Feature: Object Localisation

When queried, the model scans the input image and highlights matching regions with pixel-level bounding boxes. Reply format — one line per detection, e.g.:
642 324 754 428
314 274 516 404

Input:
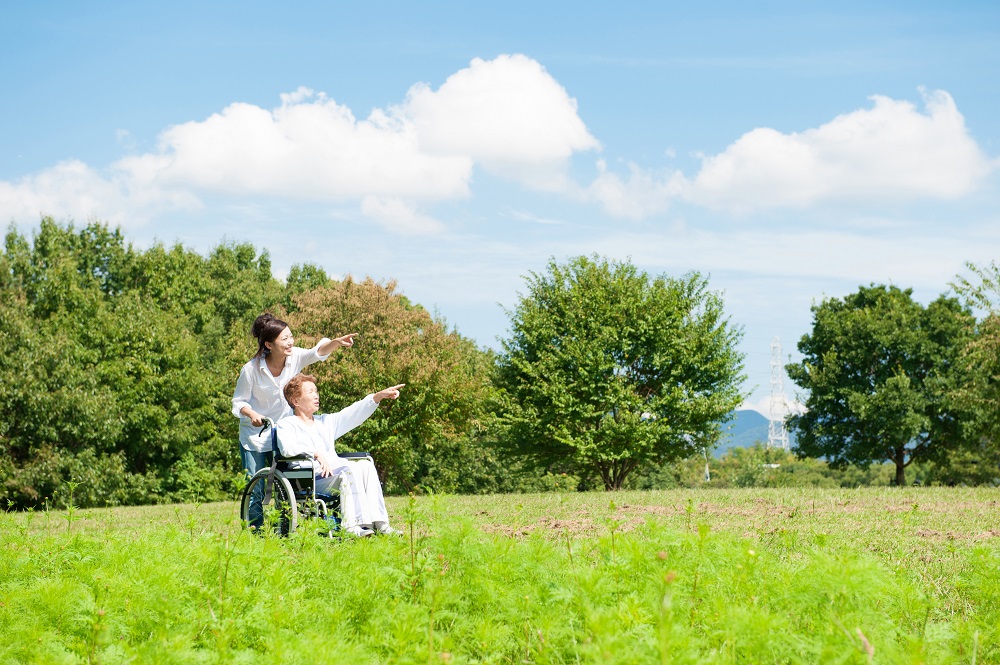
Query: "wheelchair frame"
238 420 373 536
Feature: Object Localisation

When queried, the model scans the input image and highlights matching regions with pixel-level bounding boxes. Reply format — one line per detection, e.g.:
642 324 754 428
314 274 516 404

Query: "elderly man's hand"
314 452 336 478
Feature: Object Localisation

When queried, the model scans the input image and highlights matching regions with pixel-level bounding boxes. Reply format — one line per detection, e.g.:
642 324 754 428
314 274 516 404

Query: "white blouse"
231 339 332 452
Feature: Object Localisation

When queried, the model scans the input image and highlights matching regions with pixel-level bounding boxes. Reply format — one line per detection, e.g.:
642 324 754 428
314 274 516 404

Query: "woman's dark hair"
252 313 290 358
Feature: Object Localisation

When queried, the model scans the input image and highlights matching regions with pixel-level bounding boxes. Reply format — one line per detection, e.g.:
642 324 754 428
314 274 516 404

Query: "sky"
2 1 999 418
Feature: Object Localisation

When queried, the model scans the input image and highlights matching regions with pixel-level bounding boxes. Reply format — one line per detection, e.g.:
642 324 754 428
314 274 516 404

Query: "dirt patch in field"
479 501 807 538
479 511 660 538
618 501 804 519
888 501 996 513
915 529 959 540
915 527 1000 541
475 496 999 541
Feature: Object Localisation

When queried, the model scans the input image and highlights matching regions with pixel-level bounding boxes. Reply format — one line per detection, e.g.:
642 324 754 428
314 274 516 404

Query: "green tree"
936 260 1000 486
786 284 974 486
283 263 331 310
953 261 1000 443
494 255 746 490
0 219 284 508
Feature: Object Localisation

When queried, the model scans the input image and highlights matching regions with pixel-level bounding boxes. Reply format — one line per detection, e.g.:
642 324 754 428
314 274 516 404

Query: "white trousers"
315 458 389 529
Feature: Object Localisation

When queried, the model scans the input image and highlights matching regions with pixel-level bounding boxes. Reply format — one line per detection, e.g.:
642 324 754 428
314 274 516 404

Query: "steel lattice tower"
768 336 790 451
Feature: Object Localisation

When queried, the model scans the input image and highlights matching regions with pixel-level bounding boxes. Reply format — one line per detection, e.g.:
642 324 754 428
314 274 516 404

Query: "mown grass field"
1 487 997 664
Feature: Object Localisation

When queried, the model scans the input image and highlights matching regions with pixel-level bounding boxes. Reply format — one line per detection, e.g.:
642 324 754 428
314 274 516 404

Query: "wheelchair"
239 420 374 537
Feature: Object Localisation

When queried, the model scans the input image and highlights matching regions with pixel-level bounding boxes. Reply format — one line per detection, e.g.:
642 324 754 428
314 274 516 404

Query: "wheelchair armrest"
339 452 370 460
276 453 314 462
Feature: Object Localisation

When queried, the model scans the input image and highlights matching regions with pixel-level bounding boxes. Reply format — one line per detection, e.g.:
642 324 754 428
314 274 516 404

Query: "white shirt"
275 396 379 459
231 339 332 452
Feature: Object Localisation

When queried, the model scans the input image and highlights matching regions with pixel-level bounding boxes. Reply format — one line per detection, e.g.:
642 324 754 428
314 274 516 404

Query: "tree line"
1 219 997 509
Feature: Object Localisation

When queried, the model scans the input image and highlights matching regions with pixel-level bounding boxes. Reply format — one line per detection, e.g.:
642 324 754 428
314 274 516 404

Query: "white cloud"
0 160 122 224
0 74 994 233
0 159 198 226
116 92 474 202
404 54 600 177
581 88 994 219
360 197 445 234
586 159 685 219
0 55 602 234
683 89 993 213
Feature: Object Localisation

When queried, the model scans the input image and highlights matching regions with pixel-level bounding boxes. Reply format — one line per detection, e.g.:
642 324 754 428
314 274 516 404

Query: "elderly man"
276 373 404 537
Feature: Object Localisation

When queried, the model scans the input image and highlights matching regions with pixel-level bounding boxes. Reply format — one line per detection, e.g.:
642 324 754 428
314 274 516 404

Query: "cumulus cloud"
586 159 685 219
151 55 599 201
0 160 124 224
404 54 600 180
0 159 198 226
115 92 474 202
360 197 445 234
577 88 994 219
0 55 601 233
0 72 994 232
682 89 993 213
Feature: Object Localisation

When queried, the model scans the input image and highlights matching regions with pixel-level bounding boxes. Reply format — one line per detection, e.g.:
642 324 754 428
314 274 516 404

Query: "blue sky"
3 1 999 417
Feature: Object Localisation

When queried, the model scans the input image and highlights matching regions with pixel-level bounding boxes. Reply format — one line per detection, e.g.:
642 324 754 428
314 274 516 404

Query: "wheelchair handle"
258 418 275 436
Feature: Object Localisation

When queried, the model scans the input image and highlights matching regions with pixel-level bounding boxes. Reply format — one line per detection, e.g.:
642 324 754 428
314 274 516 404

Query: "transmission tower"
768 336 790 451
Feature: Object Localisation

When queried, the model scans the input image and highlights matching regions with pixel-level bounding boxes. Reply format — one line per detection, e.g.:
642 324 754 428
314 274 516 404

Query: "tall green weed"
0 488 996 663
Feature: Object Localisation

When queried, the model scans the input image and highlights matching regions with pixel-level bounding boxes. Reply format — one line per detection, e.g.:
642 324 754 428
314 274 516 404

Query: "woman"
278 373 404 537
232 312 357 483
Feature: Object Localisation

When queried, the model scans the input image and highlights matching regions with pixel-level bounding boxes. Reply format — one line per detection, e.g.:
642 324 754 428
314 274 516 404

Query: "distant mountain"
712 410 795 458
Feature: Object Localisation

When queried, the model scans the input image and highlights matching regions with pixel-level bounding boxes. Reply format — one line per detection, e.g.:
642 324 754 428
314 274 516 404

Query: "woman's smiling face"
265 326 294 358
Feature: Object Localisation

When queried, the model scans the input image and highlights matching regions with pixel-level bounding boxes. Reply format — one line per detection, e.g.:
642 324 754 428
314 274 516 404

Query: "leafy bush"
0 446 162 508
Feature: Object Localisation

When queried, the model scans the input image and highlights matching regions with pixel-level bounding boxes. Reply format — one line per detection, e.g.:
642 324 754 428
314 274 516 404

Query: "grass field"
1 487 997 664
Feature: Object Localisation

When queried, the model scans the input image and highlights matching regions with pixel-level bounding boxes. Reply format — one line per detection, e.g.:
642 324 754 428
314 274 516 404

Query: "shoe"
345 525 374 538
373 521 403 535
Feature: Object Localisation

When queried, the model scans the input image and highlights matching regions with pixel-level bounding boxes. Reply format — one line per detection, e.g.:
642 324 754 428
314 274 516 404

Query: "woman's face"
265 326 295 358
294 381 321 416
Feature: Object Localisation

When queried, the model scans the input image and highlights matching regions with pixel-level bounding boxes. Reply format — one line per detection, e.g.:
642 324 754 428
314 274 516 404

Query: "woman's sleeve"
293 339 333 373
231 364 254 418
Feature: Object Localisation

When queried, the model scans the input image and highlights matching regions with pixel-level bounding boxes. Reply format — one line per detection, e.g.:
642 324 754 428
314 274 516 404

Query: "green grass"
1 488 998 664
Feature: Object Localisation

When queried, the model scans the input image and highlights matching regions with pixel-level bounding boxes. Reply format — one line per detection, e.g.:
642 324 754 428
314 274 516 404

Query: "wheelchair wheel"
240 470 298 536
